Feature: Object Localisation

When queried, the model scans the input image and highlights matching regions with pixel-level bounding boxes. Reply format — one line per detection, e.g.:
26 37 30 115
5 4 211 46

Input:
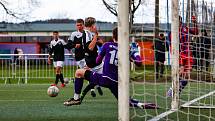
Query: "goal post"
171 0 180 110
118 0 130 121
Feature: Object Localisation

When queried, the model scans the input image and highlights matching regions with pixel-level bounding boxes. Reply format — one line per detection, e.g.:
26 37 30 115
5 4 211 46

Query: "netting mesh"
130 0 215 120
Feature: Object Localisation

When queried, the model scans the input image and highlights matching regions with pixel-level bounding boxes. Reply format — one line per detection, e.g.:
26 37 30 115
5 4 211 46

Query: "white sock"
137 102 144 108
74 93 80 100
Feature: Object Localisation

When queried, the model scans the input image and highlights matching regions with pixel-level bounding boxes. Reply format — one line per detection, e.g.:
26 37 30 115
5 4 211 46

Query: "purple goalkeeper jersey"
98 42 118 82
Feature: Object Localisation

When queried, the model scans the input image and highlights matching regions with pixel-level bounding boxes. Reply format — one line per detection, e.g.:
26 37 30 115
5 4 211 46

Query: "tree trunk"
186 0 190 25
154 0 159 39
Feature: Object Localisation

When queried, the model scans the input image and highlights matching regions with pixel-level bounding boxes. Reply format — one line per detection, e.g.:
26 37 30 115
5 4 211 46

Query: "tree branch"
0 1 20 19
0 0 39 22
102 0 118 16
133 0 142 13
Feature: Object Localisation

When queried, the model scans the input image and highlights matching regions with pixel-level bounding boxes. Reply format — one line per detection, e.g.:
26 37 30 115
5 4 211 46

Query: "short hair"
76 19 84 24
85 17 96 27
53 31 59 34
112 27 118 41
179 16 182 23
160 33 164 37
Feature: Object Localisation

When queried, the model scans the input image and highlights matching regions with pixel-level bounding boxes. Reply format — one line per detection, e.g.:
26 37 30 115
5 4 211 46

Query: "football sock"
74 93 80 100
81 84 95 101
59 73 64 84
74 78 84 95
179 79 188 93
129 98 139 107
55 74 60 84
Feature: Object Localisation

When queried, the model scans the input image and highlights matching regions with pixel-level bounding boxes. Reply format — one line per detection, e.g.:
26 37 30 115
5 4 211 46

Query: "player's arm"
48 42 53 64
88 32 98 51
61 39 71 51
189 21 199 35
66 34 76 49
97 38 104 47
96 43 107 64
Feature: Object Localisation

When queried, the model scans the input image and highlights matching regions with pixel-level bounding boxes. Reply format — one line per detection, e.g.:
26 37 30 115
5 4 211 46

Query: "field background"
0 66 215 121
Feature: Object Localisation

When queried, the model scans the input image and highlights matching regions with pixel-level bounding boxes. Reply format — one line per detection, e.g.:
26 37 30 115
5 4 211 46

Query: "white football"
64 78 69 84
47 86 59 97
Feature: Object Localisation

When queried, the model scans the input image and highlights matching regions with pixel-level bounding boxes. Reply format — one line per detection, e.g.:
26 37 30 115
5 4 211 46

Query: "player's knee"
55 67 61 74
75 69 86 78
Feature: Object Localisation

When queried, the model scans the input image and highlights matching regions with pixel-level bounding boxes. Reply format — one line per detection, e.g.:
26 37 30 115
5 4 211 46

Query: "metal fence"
0 54 77 84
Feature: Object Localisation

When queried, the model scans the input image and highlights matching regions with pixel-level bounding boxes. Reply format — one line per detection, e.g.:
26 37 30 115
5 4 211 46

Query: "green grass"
0 65 215 120
0 84 118 121
0 82 215 121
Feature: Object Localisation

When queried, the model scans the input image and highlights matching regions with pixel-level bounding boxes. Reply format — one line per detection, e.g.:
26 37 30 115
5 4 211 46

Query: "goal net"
124 0 215 120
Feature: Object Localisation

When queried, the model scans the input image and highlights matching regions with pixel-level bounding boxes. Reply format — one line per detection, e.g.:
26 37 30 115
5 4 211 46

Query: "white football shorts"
53 61 64 68
76 58 86 69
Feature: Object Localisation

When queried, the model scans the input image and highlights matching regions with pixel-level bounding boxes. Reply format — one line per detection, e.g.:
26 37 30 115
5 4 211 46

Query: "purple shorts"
84 70 118 98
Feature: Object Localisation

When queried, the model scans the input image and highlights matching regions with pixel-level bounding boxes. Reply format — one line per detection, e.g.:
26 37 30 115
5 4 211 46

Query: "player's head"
76 19 84 32
179 16 182 24
159 33 165 40
112 27 118 42
85 17 97 32
53 31 59 40
201 29 207 36
85 17 96 27
191 15 197 23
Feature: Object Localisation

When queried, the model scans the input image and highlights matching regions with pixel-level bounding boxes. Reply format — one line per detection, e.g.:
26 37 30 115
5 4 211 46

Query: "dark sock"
55 74 60 84
81 84 95 101
59 73 64 84
179 79 188 92
74 78 84 94
129 98 139 107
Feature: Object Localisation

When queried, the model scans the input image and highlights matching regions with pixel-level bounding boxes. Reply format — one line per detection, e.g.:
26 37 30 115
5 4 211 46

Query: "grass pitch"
0 82 215 121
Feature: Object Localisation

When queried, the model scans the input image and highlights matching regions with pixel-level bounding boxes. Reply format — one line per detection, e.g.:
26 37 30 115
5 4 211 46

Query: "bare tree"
154 0 159 39
0 0 40 21
101 0 144 24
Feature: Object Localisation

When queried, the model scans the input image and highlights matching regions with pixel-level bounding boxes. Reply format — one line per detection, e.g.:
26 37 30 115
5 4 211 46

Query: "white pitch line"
0 90 45 92
0 100 48 102
148 109 178 121
149 90 215 121
181 105 215 109
181 90 215 107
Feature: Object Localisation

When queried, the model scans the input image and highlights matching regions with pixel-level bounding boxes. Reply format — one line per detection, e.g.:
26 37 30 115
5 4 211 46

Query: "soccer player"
167 16 199 96
154 33 168 79
130 37 142 67
64 27 157 109
79 17 104 97
67 19 86 69
79 37 142 102
48 31 68 87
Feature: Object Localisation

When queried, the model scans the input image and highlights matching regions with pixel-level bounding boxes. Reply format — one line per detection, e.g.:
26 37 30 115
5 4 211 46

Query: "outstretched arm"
48 42 53 64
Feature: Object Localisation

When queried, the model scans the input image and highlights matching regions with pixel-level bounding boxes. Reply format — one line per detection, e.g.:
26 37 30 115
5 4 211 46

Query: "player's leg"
205 52 210 71
64 70 104 106
167 56 191 97
155 61 159 79
51 62 59 86
64 69 87 106
129 98 158 109
108 81 158 109
57 61 65 87
160 61 164 78
80 83 96 101
90 63 103 97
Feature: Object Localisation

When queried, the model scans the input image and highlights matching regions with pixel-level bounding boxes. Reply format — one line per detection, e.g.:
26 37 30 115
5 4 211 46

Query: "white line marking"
0 90 45 92
181 105 215 109
149 90 215 121
181 90 215 107
0 100 48 102
148 109 178 121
